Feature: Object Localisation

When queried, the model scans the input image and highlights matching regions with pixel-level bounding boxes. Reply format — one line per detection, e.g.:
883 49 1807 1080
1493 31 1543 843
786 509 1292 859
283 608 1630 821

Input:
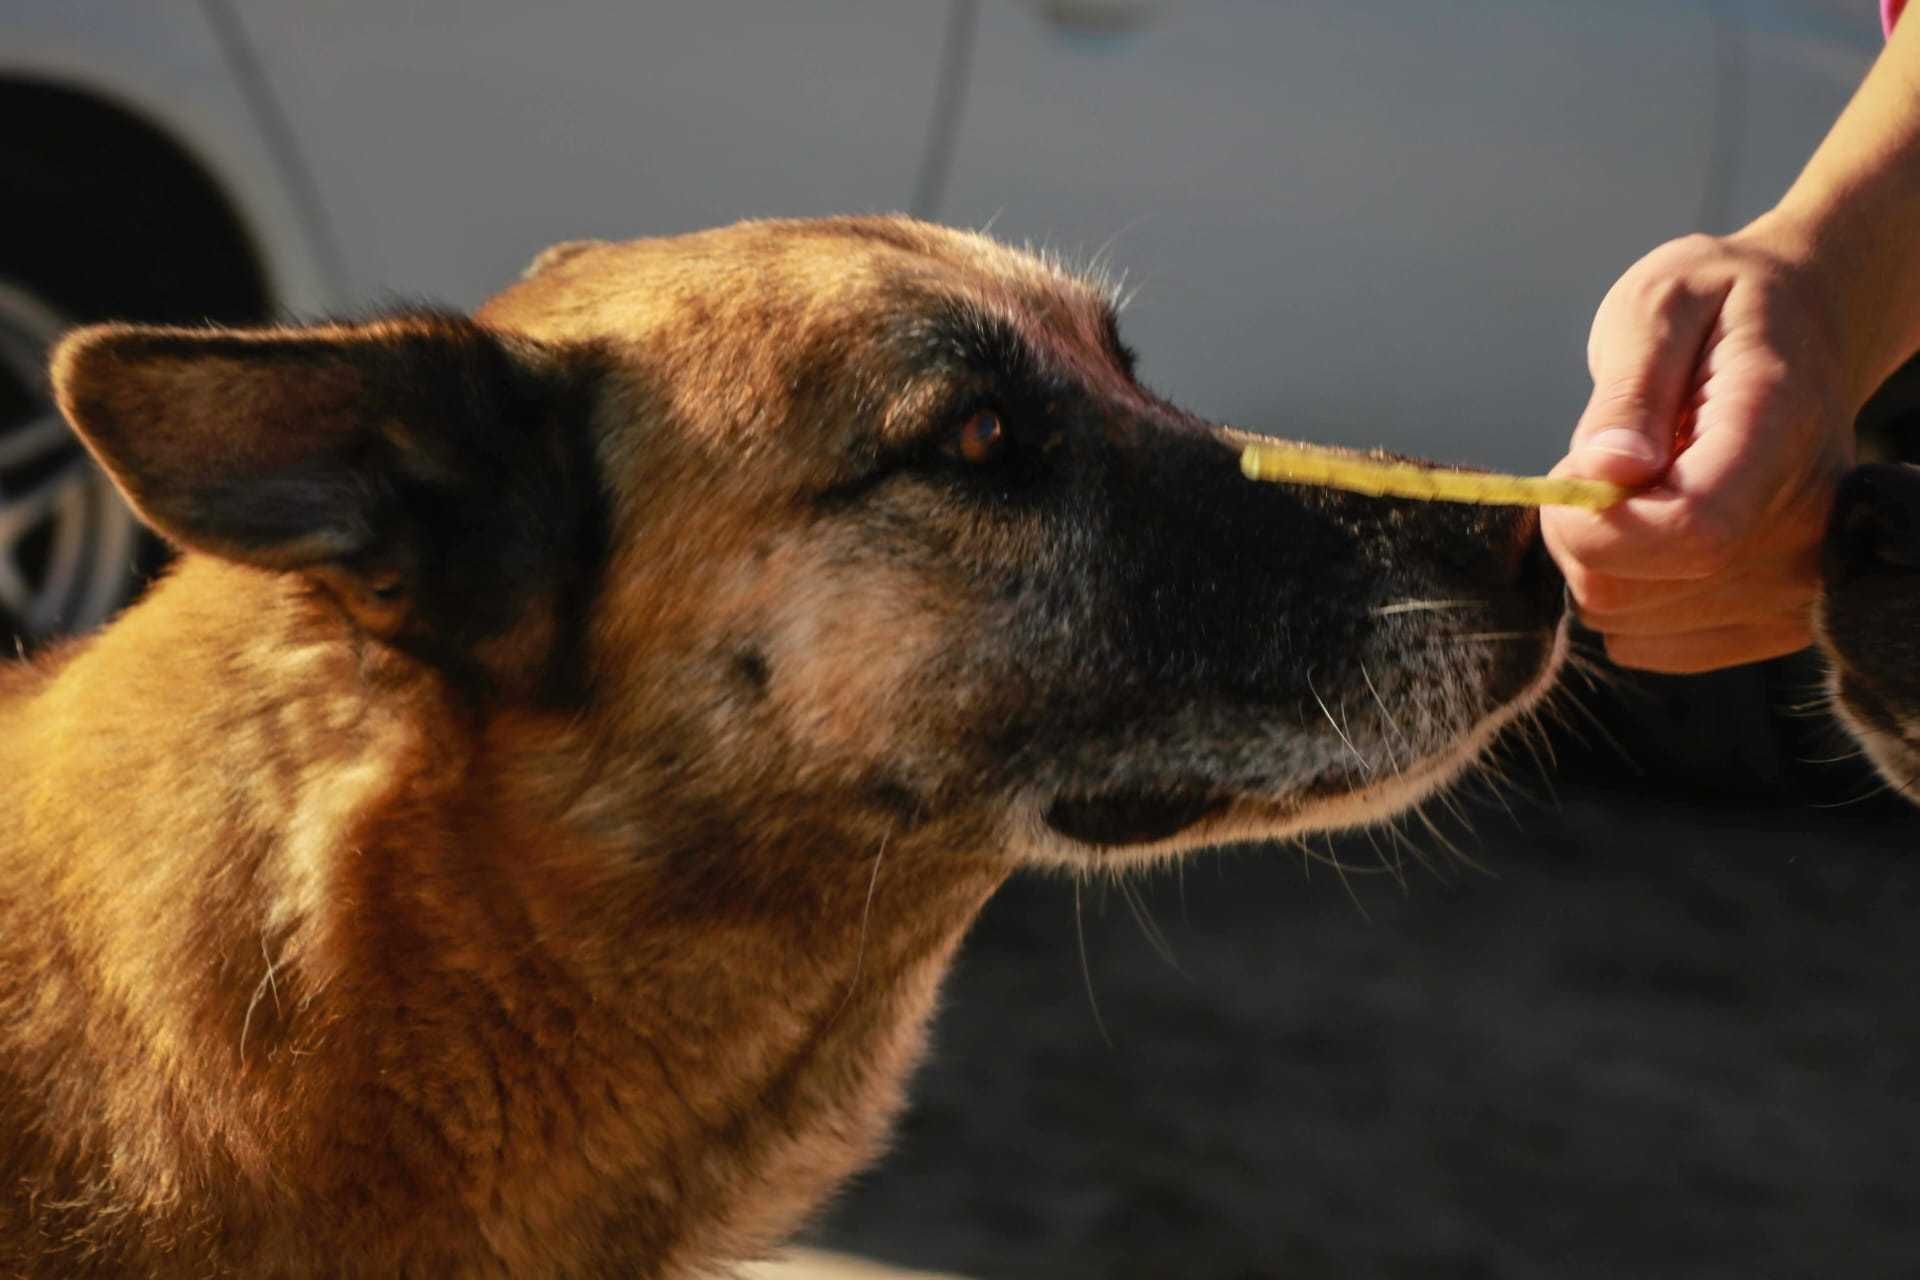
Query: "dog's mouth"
1027 614 1570 863
1041 788 1232 847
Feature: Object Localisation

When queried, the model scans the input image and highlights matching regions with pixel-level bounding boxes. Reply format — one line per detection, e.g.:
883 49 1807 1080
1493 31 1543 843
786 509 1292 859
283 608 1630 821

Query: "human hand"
1542 219 1860 673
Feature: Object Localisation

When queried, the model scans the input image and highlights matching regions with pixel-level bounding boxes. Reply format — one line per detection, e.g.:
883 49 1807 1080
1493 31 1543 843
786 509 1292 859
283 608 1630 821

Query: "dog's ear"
51 314 603 670
522 239 606 280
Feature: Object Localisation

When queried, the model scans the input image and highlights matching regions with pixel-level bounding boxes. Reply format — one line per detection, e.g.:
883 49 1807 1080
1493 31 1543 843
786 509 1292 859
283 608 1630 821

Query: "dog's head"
1819 462 1920 797
52 216 1563 868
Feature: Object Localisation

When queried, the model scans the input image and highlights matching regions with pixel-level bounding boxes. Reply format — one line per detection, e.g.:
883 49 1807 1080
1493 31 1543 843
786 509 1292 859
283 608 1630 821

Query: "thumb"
1560 410 1670 488
1557 278 1726 488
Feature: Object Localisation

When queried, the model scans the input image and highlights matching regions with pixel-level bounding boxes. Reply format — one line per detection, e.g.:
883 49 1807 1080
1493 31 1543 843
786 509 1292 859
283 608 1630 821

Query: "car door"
230 1 951 309
933 0 1725 472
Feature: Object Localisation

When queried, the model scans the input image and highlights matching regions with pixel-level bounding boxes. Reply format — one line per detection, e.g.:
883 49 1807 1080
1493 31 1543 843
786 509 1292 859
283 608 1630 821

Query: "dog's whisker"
1812 775 1898 807
261 935 284 1017
1359 825 1410 893
1327 833 1372 920
1510 703 1554 771
1384 812 1440 879
1520 706 1562 795
1370 598 1486 617
1308 671 1371 775
1117 878 1185 977
1429 785 1478 847
1410 795 1483 875
1798 747 1865 765
1292 833 1374 921
239 940 286 1068
828 833 890 1028
1553 681 1642 775
1359 661 1406 774
1072 880 1114 1048
1336 693 1365 769
1562 649 1626 693
1783 691 1840 715
1472 759 1528 823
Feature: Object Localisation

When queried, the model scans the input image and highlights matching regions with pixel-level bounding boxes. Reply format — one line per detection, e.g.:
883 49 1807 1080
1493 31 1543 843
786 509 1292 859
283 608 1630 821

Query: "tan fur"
0 216 1563 1276
1 561 999 1276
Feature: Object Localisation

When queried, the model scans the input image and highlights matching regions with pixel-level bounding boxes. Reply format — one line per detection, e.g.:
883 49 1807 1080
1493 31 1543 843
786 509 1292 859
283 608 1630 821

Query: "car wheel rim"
0 280 140 643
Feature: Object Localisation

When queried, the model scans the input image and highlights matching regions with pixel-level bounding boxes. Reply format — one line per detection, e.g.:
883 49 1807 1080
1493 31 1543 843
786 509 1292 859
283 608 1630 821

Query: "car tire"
0 82 276 650
0 277 143 646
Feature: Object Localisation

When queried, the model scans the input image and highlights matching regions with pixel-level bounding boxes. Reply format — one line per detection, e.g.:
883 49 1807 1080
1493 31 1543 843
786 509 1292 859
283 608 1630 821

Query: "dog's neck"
3 556 1008 1275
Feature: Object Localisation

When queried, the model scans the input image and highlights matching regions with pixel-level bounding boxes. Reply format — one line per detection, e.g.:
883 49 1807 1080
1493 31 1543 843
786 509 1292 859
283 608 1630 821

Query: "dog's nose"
1824 464 1920 588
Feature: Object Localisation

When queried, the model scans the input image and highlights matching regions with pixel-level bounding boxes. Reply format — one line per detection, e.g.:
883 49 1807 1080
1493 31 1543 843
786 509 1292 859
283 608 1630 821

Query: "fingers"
1562 504 1830 672
1657 308 1818 539
1542 488 1741 583
1598 615 1813 675
1542 231 1859 676
1560 491 1826 612
1571 562 1816 635
1544 257 1738 583
1566 256 1732 484
1558 465 1832 673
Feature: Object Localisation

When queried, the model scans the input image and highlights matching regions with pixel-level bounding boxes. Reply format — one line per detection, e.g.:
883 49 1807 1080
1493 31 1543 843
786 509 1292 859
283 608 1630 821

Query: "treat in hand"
1238 438 1627 511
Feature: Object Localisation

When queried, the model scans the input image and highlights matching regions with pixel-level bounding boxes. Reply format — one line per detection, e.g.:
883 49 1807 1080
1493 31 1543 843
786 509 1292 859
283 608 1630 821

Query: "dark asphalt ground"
806 757 1920 1278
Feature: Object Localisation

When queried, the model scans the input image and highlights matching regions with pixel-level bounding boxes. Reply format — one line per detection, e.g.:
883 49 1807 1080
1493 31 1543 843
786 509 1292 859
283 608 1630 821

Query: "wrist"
1748 12 1920 408
1740 202 1920 411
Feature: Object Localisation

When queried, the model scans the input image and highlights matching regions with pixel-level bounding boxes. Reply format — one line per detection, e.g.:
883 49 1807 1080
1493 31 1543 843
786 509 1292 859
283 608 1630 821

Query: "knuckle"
1605 632 1696 675
1661 503 1739 576
1561 563 1622 613
1575 605 1623 636
1630 273 1703 327
1669 231 1721 259
1761 615 1814 655
1591 235 1727 375
1638 233 1720 278
1559 560 1601 605
1580 575 1636 616
1600 632 1656 671
1584 315 1610 377
1582 383 1656 428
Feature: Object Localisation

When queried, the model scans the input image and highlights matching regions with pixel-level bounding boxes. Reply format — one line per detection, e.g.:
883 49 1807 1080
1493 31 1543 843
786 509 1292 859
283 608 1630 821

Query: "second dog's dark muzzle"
1824 463 1920 588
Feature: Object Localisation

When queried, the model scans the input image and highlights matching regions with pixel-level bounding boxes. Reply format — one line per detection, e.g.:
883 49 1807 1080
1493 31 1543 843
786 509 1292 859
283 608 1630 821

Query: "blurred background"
6 3 1918 1275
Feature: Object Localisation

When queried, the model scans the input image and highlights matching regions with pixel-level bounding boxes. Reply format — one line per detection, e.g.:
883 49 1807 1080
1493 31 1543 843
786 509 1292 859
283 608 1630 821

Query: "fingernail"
1585 428 1660 464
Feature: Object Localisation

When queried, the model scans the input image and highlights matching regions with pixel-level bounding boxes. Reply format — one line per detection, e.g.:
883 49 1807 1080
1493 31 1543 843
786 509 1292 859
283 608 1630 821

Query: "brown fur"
0 216 1566 1276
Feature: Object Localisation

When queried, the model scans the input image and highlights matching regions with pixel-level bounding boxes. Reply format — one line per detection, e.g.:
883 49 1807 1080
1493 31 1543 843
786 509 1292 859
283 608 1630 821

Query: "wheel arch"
0 75 278 326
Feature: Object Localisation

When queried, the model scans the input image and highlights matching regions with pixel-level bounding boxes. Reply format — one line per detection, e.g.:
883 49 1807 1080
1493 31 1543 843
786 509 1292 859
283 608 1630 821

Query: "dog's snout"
1825 464 1920 587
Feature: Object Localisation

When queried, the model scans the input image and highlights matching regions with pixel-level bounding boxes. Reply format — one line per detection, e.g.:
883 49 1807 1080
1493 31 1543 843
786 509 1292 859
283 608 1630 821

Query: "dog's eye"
949 409 1008 467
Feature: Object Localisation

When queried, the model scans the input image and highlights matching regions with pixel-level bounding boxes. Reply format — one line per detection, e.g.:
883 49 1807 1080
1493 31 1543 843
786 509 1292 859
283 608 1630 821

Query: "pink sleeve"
1889 0 1906 36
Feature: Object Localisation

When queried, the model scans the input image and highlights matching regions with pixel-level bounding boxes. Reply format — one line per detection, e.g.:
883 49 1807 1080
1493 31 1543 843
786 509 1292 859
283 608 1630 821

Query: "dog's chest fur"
0 558 1003 1277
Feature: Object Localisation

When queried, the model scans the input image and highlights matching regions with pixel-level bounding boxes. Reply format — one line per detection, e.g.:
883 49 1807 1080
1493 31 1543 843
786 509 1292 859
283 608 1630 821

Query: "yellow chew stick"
1238 440 1627 511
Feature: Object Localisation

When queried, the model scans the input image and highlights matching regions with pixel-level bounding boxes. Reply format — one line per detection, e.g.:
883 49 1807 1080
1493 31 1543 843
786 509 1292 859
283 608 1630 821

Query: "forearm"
1763 11 1920 406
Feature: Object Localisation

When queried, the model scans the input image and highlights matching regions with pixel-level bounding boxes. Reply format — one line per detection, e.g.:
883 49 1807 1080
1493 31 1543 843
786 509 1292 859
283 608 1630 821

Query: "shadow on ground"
808 778 1920 1278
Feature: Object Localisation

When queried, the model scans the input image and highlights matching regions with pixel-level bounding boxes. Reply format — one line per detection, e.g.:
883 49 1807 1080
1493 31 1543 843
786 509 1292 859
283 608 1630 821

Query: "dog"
1818 462 1920 796
0 216 1565 1277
